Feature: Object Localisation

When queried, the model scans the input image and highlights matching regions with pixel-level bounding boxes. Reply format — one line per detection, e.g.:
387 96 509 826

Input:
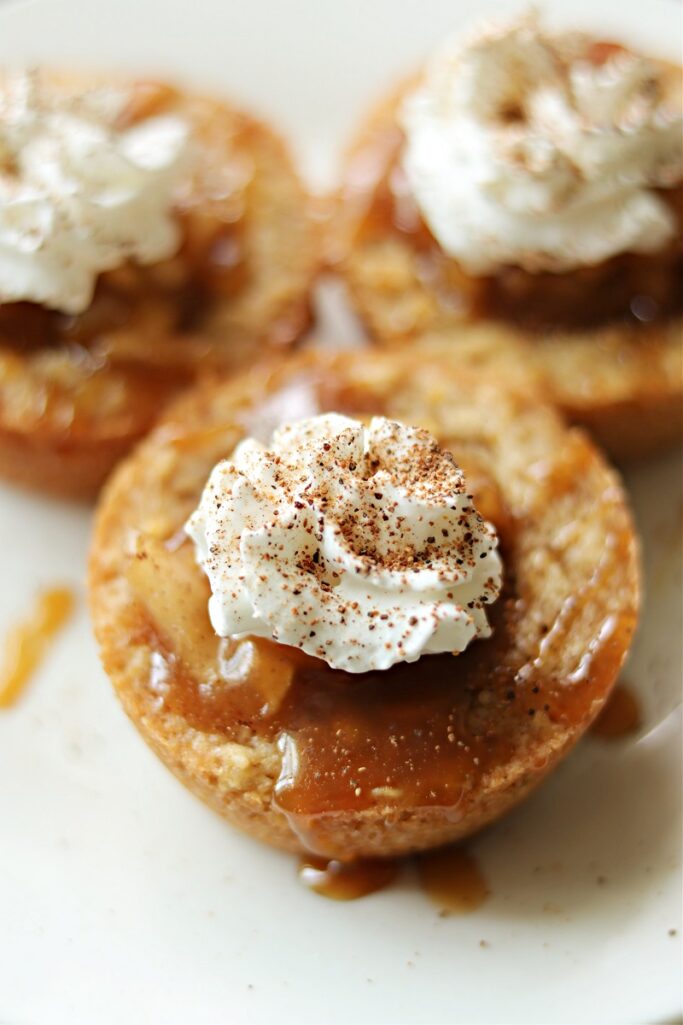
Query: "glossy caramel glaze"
0 587 75 708
297 845 488 906
298 854 398 900
145 557 635 838
120 362 637 844
90 347 641 858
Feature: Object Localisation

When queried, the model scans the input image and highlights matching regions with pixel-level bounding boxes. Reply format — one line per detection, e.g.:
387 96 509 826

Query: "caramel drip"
142 486 633 858
416 846 489 914
297 855 398 901
296 845 489 908
0 587 75 708
590 683 642 739
127 376 636 861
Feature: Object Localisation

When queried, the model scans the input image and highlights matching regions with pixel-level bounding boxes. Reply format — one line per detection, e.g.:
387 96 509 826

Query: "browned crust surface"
0 423 136 500
0 71 317 499
89 342 640 858
333 84 683 463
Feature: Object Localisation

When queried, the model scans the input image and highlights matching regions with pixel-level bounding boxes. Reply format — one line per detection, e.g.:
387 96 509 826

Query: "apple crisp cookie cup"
0 72 317 498
332 42 683 462
89 341 640 861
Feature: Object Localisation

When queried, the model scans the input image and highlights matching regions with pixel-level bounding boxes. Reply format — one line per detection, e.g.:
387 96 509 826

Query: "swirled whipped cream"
185 414 502 674
400 11 683 274
0 71 190 313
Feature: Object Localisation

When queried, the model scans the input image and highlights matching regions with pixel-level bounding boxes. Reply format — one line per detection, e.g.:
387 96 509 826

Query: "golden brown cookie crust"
89 342 640 859
0 72 317 499
332 83 683 463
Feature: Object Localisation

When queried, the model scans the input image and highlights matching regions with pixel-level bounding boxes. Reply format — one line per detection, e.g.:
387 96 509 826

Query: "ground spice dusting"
186 413 503 673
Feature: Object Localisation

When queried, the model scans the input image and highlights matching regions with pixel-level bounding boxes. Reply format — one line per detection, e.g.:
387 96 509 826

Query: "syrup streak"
297 844 490 910
298 854 399 901
0 587 75 708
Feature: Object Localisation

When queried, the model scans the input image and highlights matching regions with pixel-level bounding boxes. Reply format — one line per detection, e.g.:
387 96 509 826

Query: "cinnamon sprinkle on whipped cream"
185 414 503 674
401 10 683 274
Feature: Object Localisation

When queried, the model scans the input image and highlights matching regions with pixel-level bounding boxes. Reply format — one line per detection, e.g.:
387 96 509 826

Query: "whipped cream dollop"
400 11 683 274
0 71 190 313
185 414 502 674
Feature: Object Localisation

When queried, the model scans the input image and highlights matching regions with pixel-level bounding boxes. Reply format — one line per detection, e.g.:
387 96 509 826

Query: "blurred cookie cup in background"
333 11 682 460
89 341 640 860
0 70 317 498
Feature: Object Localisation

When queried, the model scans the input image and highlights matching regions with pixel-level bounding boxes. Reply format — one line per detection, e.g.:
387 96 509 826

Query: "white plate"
0 2 681 1023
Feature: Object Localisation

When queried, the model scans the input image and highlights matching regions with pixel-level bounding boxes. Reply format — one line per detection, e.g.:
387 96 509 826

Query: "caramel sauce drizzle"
298 855 399 901
0 587 75 708
590 682 642 739
297 845 488 908
153 540 635 850
127 374 636 859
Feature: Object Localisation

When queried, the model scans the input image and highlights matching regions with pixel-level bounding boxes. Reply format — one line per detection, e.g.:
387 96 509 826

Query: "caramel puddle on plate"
298 845 488 911
297 685 640 904
0 587 75 708
298 855 399 901
590 682 642 740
